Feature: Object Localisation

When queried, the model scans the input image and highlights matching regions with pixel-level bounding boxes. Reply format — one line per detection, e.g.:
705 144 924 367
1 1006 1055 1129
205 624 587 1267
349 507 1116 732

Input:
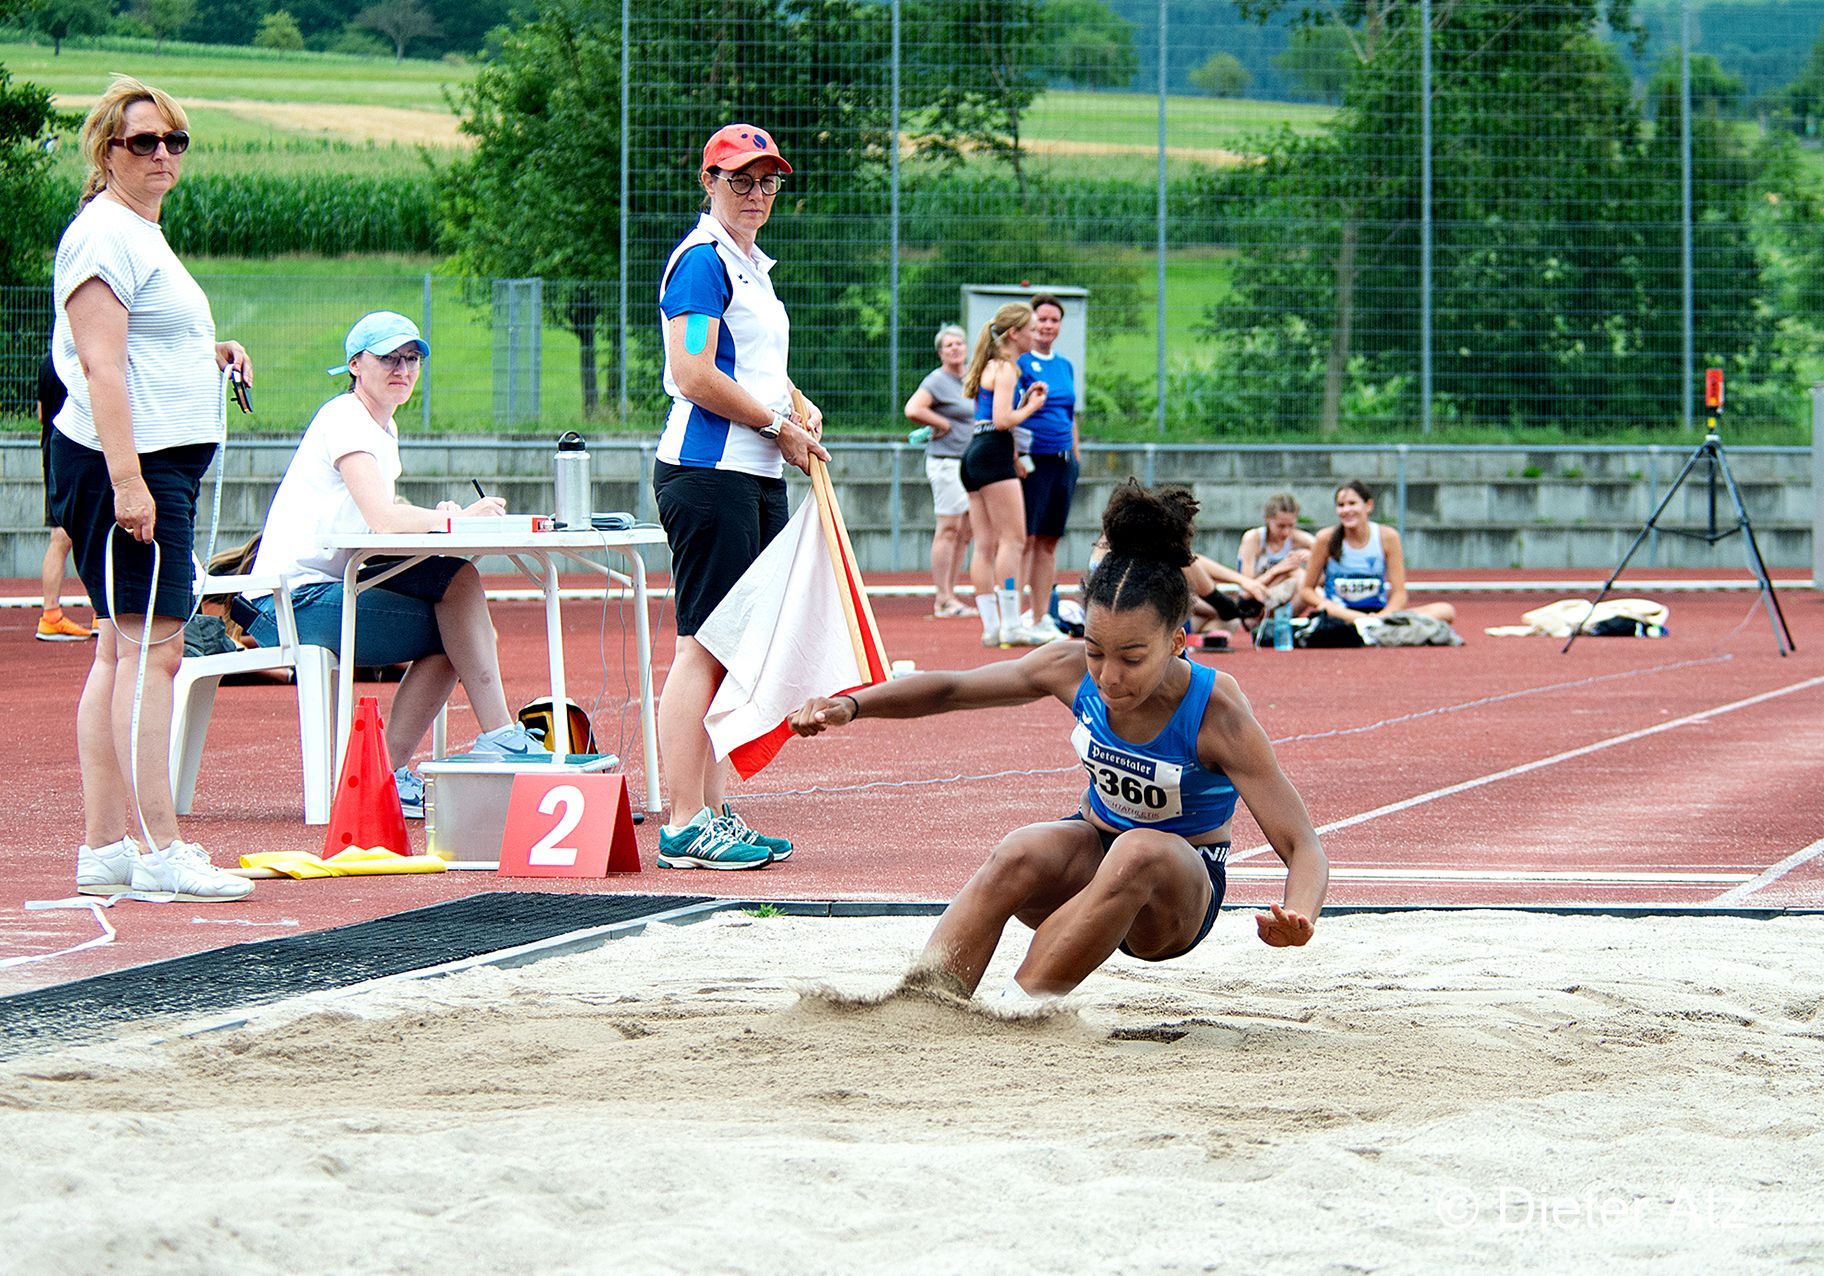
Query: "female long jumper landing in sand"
791 482 1329 1000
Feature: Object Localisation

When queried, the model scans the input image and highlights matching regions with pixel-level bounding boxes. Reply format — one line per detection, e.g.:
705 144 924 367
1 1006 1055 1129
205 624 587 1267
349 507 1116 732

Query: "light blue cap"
328 311 430 375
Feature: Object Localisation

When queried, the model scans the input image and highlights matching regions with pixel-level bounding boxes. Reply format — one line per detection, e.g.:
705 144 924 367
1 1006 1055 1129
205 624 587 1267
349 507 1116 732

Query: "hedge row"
44 170 442 258
29 168 1219 260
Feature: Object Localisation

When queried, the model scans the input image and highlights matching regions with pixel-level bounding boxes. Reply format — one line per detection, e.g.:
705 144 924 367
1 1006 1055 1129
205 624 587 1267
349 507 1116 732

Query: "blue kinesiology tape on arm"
684 312 710 356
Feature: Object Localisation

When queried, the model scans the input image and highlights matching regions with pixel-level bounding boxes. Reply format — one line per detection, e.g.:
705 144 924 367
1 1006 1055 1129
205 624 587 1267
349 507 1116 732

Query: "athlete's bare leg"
1012 830 1213 996
916 820 1102 994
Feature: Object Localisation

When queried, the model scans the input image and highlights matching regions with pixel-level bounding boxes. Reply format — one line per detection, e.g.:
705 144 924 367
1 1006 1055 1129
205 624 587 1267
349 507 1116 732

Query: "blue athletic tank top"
1244 527 1296 574
1323 522 1389 611
973 366 1036 430
1070 660 1238 837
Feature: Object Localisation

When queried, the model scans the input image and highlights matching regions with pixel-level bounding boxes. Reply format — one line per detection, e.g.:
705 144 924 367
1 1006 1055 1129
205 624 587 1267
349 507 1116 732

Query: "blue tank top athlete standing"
792 481 1329 1003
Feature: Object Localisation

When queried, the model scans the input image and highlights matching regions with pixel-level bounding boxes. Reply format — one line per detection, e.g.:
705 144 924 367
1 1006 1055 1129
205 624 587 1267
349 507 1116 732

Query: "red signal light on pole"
1704 369 1724 412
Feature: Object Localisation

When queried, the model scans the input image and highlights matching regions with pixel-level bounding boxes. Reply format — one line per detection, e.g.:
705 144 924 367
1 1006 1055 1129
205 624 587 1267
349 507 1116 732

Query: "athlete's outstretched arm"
1198 675 1328 946
790 641 1084 736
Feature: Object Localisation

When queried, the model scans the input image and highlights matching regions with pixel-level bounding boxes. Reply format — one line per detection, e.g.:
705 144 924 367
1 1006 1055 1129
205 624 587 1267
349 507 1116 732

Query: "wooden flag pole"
808 456 869 679
795 388 869 678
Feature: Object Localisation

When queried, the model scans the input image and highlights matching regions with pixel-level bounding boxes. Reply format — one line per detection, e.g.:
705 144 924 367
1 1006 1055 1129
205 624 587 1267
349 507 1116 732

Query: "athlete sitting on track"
790 481 1328 1000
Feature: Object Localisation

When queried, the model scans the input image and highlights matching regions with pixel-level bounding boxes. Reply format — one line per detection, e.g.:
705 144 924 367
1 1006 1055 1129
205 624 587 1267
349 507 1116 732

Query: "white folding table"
318 527 668 814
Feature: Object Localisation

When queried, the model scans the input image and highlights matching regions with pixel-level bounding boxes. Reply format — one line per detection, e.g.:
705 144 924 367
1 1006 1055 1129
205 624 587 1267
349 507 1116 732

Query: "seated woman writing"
240 312 548 817
792 481 1326 1002
1297 479 1456 627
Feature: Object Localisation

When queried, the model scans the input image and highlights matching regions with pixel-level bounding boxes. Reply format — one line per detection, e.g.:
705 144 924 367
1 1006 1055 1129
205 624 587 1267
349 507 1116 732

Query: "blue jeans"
244 557 468 667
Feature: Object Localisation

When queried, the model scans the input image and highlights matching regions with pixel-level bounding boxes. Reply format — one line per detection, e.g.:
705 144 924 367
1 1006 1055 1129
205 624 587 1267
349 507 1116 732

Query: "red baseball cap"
701 123 792 175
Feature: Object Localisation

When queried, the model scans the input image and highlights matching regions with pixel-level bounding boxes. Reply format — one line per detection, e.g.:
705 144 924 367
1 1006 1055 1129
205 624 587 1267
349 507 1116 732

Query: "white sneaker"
1000 623 1062 647
76 836 141 895
130 840 254 902
1030 615 1065 641
981 630 1003 649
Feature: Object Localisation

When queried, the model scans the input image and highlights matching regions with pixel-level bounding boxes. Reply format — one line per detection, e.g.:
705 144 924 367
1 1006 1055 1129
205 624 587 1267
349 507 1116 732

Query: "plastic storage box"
421 753 620 865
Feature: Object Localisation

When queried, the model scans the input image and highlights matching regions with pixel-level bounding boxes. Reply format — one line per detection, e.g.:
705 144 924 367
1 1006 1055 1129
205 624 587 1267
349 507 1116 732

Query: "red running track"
2 572 1820 994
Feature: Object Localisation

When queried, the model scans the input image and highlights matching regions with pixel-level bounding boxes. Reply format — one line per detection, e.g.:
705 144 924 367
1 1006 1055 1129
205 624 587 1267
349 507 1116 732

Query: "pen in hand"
472 479 488 500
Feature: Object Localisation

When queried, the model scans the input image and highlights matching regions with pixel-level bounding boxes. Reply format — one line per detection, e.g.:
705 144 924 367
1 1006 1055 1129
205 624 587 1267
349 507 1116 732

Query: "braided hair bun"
1083 481 1198 628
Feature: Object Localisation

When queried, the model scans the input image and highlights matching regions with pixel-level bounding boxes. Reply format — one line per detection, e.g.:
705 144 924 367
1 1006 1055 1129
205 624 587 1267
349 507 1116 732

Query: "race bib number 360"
1071 723 1183 823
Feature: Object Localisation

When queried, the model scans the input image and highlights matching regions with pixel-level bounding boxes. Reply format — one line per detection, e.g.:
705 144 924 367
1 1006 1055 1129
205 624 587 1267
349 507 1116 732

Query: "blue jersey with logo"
1017 351 1076 454
1069 660 1238 837
1322 522 1389 611
658 214 791 478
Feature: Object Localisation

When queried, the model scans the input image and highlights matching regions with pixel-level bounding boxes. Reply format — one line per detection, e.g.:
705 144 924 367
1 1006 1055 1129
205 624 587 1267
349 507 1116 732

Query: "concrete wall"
4 438 1812 581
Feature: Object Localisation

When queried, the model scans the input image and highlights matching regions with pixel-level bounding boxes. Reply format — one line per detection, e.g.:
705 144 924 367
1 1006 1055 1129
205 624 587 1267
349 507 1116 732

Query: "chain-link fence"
3 0 1818 442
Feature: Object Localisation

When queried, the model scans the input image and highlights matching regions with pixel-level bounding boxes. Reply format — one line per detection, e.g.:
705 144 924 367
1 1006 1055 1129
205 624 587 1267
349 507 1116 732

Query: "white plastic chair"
170 572 339 825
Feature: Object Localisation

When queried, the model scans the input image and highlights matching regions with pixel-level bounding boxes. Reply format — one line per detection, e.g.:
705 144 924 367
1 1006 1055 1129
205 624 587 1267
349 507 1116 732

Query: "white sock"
977 592 1000 636
997 587 1020 632
998 980 1039 1003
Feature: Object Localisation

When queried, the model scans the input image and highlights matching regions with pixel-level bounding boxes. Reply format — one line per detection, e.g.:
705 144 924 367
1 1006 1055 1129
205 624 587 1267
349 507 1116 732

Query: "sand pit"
3 910 1821 1272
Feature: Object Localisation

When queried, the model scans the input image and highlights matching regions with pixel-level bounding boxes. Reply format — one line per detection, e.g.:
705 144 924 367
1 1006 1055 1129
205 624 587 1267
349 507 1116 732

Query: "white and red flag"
695 457 889 779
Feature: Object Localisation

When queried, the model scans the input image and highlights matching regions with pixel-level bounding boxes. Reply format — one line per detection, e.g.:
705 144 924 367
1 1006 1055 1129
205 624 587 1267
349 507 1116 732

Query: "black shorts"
960 428 1017 492
653 459 789 636
1022 453 1078 538
40 420 56 529
1063 813 1229 961
48 432 216 621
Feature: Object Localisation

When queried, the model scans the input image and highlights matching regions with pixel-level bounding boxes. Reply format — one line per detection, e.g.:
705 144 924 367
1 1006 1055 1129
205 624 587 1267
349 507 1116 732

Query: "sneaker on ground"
37 613 95 642
470 721 551 758
721 803 792 862
656 807 771 870
1030 615 1065 641
130 841 253 901
981 630 1003 649
999 623 1062 647
76 835 141 895
395 766 425 819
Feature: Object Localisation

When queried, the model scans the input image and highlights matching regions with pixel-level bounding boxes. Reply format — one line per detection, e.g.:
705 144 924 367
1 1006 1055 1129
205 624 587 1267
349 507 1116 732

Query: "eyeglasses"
368 350 423 371
718 171 785 196
110 130 190 157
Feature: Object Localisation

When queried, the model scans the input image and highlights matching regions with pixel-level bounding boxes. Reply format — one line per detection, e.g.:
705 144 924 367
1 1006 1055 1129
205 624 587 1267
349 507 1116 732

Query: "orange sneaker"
37 613 96 641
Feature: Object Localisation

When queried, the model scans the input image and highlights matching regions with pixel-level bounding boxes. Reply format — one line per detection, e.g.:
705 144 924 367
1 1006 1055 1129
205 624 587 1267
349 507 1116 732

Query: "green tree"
1188 51 1251 97
144 0 196 52
1040 0 1137 90
902 0 1046 201
442 0 1054 423
1205 0 1788 435
32 0 110 55
253 9 305 50
0 66 72 413
1767 30 1824 137
1273 22 1352 102
358 0 440 61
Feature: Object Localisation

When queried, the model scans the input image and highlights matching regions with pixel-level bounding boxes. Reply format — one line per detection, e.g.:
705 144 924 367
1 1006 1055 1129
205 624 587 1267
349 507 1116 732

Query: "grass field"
0 37 472 111
1022 89 1331 153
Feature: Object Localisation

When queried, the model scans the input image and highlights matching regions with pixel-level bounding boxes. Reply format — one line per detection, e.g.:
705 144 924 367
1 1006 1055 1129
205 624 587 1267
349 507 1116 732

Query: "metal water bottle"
553 431 590 528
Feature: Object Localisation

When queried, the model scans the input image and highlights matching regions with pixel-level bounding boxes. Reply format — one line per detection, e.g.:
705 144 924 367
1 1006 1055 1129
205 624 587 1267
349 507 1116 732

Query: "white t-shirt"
246 393 402 596
51 196 222 453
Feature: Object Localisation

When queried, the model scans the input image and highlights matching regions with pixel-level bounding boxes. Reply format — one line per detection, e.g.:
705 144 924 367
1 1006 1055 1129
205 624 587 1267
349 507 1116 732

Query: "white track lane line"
1710 836 1824 905
1227 867 1750 884
1232 673 1824 865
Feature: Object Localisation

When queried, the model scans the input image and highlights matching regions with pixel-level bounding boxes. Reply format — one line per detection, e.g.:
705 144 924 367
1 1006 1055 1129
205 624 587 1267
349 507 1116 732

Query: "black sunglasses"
111 130 190 157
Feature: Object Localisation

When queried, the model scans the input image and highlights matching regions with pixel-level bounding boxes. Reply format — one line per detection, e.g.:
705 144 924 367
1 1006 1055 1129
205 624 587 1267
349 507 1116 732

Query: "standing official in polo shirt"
1017 293 1082 641
652 122 830 871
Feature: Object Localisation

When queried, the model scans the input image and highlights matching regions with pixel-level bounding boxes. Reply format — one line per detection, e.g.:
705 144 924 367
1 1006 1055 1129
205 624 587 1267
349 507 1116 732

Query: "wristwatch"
757 410 787 441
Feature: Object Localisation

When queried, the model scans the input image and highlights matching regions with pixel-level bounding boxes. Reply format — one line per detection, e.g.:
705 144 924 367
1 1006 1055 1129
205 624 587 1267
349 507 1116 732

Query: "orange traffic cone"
324 695 409 857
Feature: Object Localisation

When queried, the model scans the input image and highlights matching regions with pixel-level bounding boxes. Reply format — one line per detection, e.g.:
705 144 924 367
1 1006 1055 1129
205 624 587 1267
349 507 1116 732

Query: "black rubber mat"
0 892 710 1057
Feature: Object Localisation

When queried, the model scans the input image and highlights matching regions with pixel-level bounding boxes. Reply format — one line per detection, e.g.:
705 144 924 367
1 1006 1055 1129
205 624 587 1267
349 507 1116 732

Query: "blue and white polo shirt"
658 212 791 479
